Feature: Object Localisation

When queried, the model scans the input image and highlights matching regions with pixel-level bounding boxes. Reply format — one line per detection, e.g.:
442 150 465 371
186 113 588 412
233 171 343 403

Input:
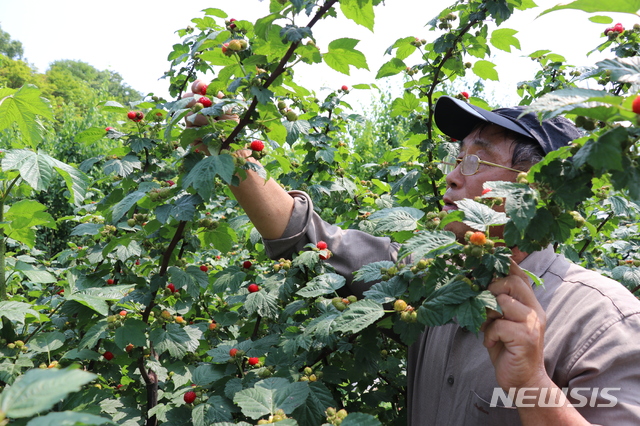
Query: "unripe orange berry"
469 232 487 246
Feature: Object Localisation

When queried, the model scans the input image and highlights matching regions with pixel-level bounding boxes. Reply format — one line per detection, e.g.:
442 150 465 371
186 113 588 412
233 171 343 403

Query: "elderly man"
191 81 640 425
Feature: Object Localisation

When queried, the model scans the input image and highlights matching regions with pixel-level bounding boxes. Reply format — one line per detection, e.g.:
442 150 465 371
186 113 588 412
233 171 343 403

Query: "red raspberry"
481 188 492 195
116 384 123 389
319 251 331 260
341 85 349 91
166 180 175 187
57 289 64 295
243 260 252 269
632 95 640 115
200 265 208 272
250 140 264 151
613 22 624 33
248 357 260 366
105 127 114 132
198 97 212 108
469 232 487 246
135 259 140 265
103 351 114 361
316 241 328 250
461 91 470 99
127 111 137 120
119 310 127 317
167 283 177 293
184 390 197 404
229 348 238 357
199 84 208 96
106 279 115 285
248 284 260 293
221 43 229 54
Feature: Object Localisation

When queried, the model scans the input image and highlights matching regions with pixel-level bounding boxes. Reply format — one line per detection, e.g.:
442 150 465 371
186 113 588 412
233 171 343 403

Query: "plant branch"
578 211 614 258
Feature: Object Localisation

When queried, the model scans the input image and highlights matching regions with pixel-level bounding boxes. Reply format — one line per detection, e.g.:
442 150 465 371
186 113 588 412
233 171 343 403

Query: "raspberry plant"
0 0 640 425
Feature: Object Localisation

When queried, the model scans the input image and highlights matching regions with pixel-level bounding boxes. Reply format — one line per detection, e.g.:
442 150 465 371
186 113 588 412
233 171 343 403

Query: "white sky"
0 0 631 109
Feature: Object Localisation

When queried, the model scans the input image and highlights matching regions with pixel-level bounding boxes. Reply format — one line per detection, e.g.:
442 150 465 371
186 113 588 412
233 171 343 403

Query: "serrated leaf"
103 154 141 177
472 60 499 81
78 320 108 350
539 0 640 16
68 285 133 316
490 28 520 52
244 291 279 319
150 323 199 358
15 261 56 283
296 273 346 298
362 277 407 304
353 261 395 283
182 154 235 200
291 381 335 426
75 127 109 145
398 231 458 261
0 301 40 325
192 364 227 387
212 269 246 294
114 319 148 349
193 396 234 424
341 412 382 426
368 207 424 233
234 378 309 420
110 191 146 224
2 149 53 191
333 300 384 334
340 0 374 31
455 297 487 332
323 38 369 75
456 198 508 232
28 331 65 353
0 368 96 418
375 58 407 79
0 85 52 149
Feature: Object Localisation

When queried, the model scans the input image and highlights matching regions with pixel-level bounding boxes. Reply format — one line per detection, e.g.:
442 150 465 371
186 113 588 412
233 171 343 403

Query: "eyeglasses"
439 154 522 176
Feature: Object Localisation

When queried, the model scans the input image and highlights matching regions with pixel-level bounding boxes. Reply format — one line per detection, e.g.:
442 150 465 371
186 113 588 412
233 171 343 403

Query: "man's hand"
182 79 239 154
481 259 548 391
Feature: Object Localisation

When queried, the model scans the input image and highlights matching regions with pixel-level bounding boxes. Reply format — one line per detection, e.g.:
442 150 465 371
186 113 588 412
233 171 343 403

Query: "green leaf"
78 320 108 350
26 411 116 426
182 154 235 199
114 319 148 349
234 378 309 419
169 265 209 298
472 60 499 81
454 297 487 332
324 38 369 75
193 396 234 425
3 199 55 248
375 58 407 79
296 273 346 298
0 85 52 149
484 182 537 233
291 381 335 426
110 191 146 224
15 260 56 283
340 0 374 31
150 323 199 358
490 28 520 53
192 364 227 387
75 127 109 145
362 277 408 304
0 368 96 418
573 127 625 172
333 300 384 334
539 0 640 16
103 154 141 177
353 261 395 283
49 156 90 206
390 90 419 118
456 198 508 232
424 279 478 308
398 231 458 261
284 119 311 145
2 149 53 191
0 301 40 325
244 290 280 319
212 269 247 294
526 87 622 120
341 412 382 426
29 331 65 353
368 207 424 233
68 285 133 316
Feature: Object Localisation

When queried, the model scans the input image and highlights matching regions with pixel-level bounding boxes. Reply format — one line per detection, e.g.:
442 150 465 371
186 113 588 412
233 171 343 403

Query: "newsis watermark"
490 387 620 408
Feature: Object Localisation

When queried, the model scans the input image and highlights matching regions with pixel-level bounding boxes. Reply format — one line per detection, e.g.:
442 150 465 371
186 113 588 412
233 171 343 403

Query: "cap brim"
434 96 535 142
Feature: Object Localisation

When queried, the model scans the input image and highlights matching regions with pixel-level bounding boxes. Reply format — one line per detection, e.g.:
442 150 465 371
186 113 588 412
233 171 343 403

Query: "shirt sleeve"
565 313 640 425
262 191 402 297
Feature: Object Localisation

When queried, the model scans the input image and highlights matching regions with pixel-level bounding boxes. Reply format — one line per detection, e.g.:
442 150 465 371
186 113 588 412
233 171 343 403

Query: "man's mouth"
442 196 457 212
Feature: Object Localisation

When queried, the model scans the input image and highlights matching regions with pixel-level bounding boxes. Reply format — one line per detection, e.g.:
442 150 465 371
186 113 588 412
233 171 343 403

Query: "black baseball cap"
434 96 582 154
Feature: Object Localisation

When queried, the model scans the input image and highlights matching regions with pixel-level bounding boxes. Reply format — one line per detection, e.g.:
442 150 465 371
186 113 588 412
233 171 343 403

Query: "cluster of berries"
198 217 219 230
393 299 418 323
276 100 299 122
127 111 144 122
257 409 289 424
438 12 457 30
331 295 357 311
273 258 292 272
410 37 427 47
425 210 447 230
461 231 495 260
325 407 349 425
299 366 323 382
7 340 27 352
604 23 625 39
127 213 149 228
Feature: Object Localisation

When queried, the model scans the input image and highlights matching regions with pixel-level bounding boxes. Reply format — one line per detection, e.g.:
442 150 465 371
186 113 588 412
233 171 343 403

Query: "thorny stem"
578 211 614 258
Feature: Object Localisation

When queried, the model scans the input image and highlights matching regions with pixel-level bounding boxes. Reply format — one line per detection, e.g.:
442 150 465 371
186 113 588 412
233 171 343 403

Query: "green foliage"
0 0 639 425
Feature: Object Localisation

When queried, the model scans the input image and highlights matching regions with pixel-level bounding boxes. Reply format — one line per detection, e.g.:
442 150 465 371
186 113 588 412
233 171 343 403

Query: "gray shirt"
263 191 640 425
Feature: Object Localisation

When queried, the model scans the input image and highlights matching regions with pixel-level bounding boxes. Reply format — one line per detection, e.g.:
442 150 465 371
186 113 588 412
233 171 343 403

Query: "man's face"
442 125 520 241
